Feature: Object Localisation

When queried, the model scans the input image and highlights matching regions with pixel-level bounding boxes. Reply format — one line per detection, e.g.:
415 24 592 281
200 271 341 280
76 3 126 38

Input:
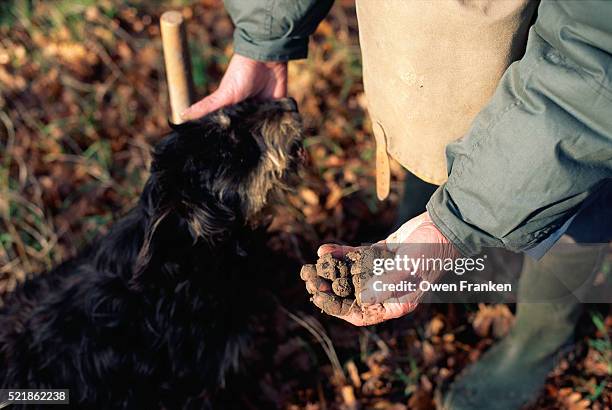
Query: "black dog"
0 98 303 409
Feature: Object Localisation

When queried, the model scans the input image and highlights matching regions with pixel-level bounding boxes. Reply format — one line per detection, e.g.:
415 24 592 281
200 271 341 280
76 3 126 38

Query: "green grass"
589 311 612 375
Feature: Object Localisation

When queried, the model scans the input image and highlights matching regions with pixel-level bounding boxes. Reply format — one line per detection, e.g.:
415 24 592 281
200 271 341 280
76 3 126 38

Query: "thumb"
181 89 234 121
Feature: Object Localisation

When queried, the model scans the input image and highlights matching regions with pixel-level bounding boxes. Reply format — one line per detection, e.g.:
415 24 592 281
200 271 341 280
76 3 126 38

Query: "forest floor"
0 1 610 408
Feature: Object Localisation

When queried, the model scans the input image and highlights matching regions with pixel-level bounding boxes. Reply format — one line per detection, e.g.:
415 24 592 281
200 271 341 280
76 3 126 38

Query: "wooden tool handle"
160 11 195 124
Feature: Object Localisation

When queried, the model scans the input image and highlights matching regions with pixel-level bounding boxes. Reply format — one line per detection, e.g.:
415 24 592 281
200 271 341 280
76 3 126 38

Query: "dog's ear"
129 176 192 290
130 207 184 291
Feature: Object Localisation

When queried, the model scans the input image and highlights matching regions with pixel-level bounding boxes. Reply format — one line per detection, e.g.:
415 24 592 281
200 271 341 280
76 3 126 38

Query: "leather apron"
355 0 538 197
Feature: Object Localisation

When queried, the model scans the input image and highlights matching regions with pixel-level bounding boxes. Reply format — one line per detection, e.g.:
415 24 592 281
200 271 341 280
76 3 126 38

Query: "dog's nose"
277 97 298 112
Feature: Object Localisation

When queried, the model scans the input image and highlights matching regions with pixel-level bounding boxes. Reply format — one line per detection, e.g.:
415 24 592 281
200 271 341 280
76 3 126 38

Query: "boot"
436 239 606 410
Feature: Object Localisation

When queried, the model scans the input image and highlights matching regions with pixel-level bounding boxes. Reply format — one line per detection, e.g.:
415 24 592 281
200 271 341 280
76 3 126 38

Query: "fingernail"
317 245 333 257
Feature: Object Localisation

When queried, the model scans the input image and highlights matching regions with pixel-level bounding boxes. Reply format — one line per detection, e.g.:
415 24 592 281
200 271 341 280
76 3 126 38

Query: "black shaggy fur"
0 98 303 409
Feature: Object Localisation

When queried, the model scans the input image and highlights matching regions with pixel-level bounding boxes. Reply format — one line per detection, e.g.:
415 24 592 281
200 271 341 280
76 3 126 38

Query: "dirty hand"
181 54 287 121
306 212 459 326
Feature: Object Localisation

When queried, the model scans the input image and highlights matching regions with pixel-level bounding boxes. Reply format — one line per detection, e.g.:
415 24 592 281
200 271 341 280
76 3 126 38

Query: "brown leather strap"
373 122 390 200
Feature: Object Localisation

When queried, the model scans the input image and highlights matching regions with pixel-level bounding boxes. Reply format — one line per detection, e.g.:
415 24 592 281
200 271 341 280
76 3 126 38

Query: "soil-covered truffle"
316 253 338 280
302 246 394 305
315 253 349 280
331 277 353 297
300 264 317 281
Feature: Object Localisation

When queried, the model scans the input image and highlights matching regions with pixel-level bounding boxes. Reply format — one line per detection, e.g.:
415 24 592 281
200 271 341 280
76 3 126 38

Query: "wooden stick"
160 11 195 124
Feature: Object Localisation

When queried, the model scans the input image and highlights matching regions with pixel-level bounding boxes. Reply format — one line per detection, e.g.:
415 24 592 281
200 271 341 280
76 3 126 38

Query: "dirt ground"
0 1 610 408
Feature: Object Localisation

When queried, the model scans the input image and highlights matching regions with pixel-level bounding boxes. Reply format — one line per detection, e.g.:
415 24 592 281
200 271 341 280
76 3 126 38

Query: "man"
182 1 612 408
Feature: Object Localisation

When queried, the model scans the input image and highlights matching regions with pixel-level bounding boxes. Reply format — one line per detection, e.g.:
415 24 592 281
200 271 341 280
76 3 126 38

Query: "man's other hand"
181 54 287 121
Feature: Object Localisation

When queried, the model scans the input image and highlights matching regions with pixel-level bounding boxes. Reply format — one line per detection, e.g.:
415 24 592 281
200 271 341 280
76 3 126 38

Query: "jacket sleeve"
426 0 612 256
223 0 334 61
